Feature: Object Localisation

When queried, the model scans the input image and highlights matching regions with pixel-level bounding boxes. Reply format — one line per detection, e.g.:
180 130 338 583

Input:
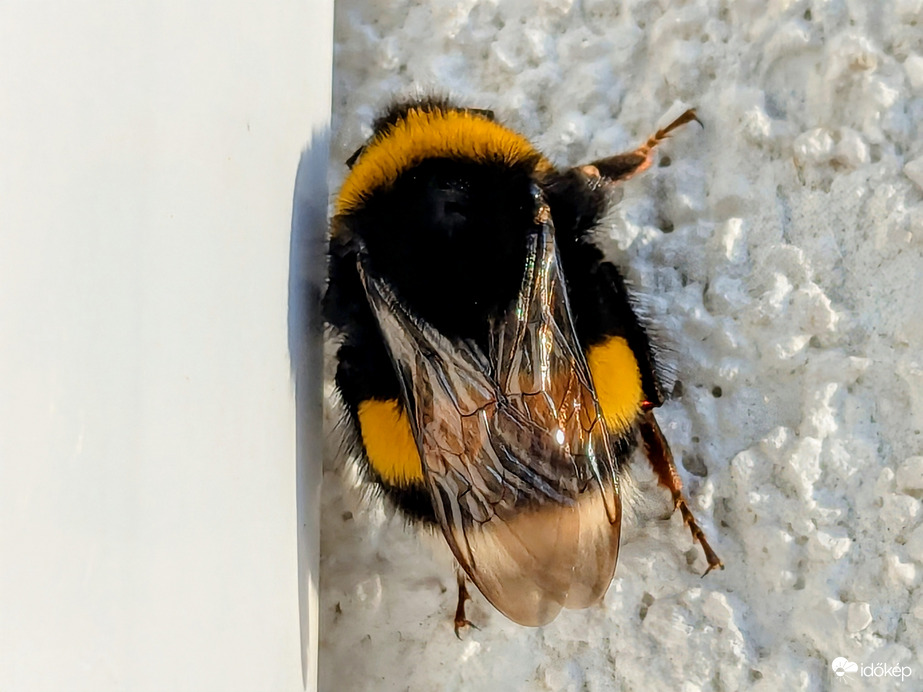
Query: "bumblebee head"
333 98 553 340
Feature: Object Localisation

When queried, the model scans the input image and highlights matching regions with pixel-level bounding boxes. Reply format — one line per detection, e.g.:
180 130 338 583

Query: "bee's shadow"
287 127 330 688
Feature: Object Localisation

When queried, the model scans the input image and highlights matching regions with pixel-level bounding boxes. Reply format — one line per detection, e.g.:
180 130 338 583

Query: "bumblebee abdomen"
357 399 424 487
349 394 436 524
327 97 658 524
586 336 645 435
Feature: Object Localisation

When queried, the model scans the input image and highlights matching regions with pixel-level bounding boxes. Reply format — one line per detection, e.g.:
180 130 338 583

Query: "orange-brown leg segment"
637 407 724 575
454 570 478 638
579 109 702 184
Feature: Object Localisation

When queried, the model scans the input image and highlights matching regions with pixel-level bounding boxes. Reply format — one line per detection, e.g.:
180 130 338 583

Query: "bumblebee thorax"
346 157 537 341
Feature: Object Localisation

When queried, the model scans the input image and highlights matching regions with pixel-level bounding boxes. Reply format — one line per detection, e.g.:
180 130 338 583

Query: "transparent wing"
359 190 621 626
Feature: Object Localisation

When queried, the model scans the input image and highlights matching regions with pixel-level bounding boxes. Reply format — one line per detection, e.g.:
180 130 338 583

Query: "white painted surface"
0 2 330 690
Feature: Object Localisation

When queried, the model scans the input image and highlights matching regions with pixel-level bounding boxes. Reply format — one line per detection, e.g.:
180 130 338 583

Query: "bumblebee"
323 97 722 632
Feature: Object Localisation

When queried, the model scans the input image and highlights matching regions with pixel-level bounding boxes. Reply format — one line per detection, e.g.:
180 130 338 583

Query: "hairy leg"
453 569 478 637
637 407 723 575
578 109 702 184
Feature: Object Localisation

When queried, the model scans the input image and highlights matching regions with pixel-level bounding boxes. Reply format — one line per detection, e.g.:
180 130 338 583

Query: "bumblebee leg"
637 407 724 575
453 570 478 638
579 109 702 184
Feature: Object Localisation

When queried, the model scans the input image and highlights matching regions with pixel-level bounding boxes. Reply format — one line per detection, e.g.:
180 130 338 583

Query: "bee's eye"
346 146 365 169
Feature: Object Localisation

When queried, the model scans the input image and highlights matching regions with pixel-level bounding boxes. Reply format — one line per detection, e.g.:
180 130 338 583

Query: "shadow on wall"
288 127 330 689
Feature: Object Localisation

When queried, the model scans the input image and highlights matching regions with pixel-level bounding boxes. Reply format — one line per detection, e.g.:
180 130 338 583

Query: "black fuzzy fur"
323 97 665 525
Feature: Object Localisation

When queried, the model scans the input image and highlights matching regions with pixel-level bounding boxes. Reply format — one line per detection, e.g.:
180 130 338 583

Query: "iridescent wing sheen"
359 190 621 626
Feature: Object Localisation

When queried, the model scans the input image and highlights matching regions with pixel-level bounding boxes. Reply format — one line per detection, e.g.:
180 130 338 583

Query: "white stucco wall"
322 1 923 690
